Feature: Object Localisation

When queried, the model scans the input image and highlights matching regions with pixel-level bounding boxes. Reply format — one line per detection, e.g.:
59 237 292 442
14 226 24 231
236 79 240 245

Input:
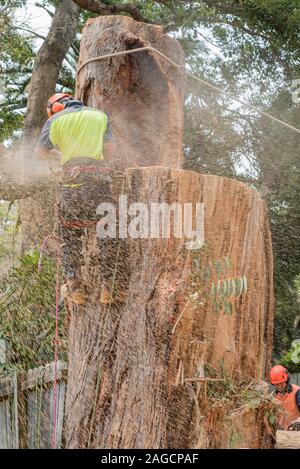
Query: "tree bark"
76 15 185 168
65 167 274 449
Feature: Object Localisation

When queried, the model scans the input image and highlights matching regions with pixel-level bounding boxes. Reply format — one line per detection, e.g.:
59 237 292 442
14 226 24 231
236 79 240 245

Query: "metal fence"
0 361 67 449
291 373 300 386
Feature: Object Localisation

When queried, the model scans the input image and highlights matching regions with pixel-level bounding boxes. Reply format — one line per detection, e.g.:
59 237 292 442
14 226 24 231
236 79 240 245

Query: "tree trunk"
65 16 274 449
66 167 273 448
24 0 80 139
76 15 185 168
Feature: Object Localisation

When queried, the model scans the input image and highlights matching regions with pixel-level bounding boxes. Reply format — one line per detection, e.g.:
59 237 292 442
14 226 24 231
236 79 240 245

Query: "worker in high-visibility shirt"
270 365 300 430
36 93 118 305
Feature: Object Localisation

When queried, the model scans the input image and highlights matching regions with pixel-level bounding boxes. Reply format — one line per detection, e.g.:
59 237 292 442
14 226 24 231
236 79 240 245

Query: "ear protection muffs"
46 93 73 118
51 101 66 115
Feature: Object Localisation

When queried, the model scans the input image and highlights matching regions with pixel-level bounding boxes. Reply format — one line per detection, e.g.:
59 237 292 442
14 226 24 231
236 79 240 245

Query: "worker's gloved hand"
48 162 61 177
48 166 62 177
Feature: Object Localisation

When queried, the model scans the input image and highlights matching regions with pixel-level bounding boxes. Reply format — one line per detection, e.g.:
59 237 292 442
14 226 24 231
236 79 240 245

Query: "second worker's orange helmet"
46 93 73 118
270 365 289 385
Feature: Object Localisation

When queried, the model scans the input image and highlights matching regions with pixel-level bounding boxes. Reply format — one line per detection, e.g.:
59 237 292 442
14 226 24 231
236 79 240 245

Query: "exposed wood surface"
65 167 274 448
76 15 185 169
276 430 300 449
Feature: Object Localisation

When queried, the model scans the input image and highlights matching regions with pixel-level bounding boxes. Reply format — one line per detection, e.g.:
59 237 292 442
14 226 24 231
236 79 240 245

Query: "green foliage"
188 248 248 316
178 2 300 358
0 200 19 268
210 276 248 315
0 0 80 141
0 2 34 140
0 249 66 376
199 364 279 447
278 341 300 373
255 95 300 358
0 3 33 134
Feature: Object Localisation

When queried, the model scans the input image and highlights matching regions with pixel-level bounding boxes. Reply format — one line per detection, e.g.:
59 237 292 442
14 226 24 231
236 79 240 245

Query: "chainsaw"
288 417 300 431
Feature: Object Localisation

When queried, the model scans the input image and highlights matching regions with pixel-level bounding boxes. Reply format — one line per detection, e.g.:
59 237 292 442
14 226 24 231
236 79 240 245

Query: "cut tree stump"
65 168 274 449
64 16 274 449
276 431 300 449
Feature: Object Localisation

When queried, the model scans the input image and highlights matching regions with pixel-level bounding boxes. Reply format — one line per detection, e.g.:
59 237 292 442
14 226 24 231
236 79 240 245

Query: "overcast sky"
15 0 52 46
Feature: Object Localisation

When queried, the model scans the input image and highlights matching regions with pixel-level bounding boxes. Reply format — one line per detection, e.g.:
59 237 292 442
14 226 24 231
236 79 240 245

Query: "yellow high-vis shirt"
38 101 113 165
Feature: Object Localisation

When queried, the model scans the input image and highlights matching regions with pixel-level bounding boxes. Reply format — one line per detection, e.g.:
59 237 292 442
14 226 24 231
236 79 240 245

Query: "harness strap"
59 216 98 229
62 183 84 188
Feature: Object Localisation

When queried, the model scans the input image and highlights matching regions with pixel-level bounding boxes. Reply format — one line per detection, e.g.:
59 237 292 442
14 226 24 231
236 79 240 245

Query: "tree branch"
16 25 46 41
24 0 80 139
200 0 246 15
35 2 55 18
72 0 151 23
0 101 27 111
224 20 293 77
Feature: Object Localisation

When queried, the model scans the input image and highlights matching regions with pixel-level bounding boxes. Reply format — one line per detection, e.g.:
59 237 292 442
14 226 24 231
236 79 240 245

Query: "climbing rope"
38 234 62 449
76 45 300 136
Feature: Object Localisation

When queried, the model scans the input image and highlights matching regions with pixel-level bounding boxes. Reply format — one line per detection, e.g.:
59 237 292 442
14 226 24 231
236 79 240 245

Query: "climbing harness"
77 45 300 136
59 217 98 229
59 165 123 229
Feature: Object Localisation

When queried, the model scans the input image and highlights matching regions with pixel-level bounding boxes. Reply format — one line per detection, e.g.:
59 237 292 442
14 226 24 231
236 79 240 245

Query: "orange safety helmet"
270 365 289 385
46 93 72 118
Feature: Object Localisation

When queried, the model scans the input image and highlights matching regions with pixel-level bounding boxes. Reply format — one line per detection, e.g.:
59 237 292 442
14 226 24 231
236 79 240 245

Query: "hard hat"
269 365 289 385
46 93 72 118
